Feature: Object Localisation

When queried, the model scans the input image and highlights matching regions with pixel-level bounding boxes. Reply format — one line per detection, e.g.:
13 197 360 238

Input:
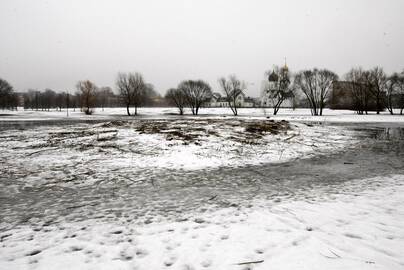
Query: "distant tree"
97 86 114 111
165 88 187 115
23 89 38 110
117 72 146 116
386 73 399 115
32 90 40 110
10 93 19 110
363 67 387 114
130 74 147 115
179 80 212 115
218 75 245 116
73 91 81 111
345 68 371 115
0 78 15 110
55 92 65 111
143 83 160 106
65 92 70 115
291 89 302 110
117 73 132 116
294 68 338 116
42 89 56 111
392 71 404 115
76 80 97 115
264 65 295 115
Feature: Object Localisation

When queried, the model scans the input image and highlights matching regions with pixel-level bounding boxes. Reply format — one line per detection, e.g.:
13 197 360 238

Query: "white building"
209 92 255 108
260 65 294 108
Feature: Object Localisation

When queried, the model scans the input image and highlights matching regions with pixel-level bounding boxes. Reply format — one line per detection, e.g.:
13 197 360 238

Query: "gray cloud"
1 0 403 96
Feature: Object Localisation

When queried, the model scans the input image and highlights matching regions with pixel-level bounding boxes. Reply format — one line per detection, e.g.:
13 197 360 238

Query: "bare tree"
76 80 97 115
55 92 65 111
142 83 158 107
73 91 81 112
42 89 56 111
116 73 131 115
294 68 338 116
129 73 146 115
165 88 186 115
0 78 15 110
97 86 113 111
345 68 371 115
65 92 70 116
363 67 387 114
23 89 40 110
391 71 404 115
386 72 403 114
218 75 245 116
178 80 212 115
264 66 295 115
116 72 146 116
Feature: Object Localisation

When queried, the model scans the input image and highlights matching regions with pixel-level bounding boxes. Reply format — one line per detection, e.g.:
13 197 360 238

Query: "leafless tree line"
3 66 404 116
20 73 160 115
165 80 212 115
115 72 157 116
0 78 19 110
294 68 338 116
22 87 119 113
344 67 404 115
265 66 404 116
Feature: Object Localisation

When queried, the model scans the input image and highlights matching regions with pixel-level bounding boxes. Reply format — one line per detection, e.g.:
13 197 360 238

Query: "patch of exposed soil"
245 120 290 136
135 119 290 143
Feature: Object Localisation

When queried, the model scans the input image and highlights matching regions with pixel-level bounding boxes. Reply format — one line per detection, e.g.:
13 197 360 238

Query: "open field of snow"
1 107 404 124
1 174 404 270
1 112 404 270
0 119 360 175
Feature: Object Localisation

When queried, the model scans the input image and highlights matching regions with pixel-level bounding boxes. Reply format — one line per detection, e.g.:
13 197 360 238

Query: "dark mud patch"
245 120 290 136
135 119 290 143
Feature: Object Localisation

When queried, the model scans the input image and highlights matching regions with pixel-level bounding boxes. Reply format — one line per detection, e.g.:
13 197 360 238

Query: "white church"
260 63 294 108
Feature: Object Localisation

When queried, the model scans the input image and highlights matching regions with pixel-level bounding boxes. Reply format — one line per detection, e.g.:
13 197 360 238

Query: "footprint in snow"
344 233 362 239
135 248 148 258
255 248 265 254
182 264 195 270
201 259 212 268
164 256 177 267
220 235 229 240
70 246 83 252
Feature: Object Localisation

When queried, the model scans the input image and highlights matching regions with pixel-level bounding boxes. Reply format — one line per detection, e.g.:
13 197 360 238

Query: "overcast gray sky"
0 0 403 96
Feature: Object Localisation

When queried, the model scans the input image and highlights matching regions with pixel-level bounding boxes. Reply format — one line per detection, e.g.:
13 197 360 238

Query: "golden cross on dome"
283 57 288 71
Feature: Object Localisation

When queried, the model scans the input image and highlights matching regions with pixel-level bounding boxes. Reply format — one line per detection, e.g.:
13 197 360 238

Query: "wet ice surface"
1 118 404 270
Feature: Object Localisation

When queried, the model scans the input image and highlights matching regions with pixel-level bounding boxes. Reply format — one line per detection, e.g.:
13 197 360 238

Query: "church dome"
268 71 279 82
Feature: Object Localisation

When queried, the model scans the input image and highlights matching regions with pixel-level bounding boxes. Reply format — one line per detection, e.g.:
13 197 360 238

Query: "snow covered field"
1 107 404 124
0 119 359 175
1 174 403 270
1 109 404 270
